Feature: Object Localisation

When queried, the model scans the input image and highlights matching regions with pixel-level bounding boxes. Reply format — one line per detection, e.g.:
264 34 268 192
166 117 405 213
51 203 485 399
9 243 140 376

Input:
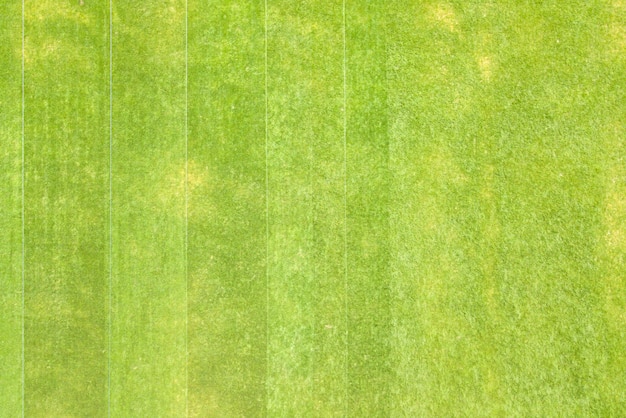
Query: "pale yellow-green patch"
156 160 216 216
604 165 626 251
452 90 470 113
479 164 496 201
423 251 457 301
295 19 320 37
20 2 92 66
476 31 495 51
613 0 626 10
419 194 448 235
483 366 501 400
185 159 206 193
438 64 450 79
187 160 218 220
24 38 97 72
155 159 206 217
412 145 466 241
153 2 186 40
189 388 227 418
601 122 626 331
605 273 626 330
428 3 459 32
476 54 495 81
608 21 626 55
476 2 497 19
27 1 92 25
426 145 468 186
38 40 61 58
605 201 626 250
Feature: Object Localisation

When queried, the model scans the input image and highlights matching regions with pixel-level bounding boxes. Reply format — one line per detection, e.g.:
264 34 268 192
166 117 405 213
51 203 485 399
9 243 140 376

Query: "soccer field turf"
1 0 625 416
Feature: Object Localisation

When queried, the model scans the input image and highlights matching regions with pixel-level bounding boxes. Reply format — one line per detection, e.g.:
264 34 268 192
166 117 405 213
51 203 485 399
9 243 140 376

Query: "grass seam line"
184 0 189 415
264 0 270 414
21 0 25 415
342 0 348 415
108 0 113 416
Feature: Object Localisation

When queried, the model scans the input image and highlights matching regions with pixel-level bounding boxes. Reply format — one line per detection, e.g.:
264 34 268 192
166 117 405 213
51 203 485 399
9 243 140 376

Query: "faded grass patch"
426 145 468 186
476 54 495 81
613 0 626 10
428 3 459 32
27 2 91 25
24 38 97 71
605 191 626 249
604 163 626 251
601 126 626 332
189 391 224 418
23 39 60 64
156 159 206 217
411 145 466 251
608 22 626 56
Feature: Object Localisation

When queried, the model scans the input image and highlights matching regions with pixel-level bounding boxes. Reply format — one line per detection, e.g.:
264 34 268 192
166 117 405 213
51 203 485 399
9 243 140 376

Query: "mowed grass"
1 0 625 417
0 1 23 416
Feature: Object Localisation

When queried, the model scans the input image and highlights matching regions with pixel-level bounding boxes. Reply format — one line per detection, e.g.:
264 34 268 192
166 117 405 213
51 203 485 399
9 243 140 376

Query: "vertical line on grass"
184 0 189 415
108 0 113 416
264 0 270 414
21 0 25 415
342 0 348 415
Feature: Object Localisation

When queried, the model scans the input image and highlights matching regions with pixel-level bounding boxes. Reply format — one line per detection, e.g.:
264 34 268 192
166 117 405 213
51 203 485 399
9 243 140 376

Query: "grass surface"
1 0 625 416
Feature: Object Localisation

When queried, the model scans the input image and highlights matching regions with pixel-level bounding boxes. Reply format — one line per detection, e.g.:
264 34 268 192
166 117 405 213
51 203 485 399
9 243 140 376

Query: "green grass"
0 1 23 416
1 0 625 416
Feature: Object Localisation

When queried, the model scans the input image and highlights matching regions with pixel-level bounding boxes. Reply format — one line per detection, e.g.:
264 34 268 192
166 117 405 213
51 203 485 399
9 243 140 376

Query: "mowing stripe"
0 4 24 414
24 2 110 411
188 4 266 414
267 3 345 413
111 3 187 412
345 3 391 413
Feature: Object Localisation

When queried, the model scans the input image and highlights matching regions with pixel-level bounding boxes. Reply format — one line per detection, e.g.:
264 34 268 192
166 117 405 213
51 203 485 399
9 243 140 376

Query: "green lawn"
1 0 625 416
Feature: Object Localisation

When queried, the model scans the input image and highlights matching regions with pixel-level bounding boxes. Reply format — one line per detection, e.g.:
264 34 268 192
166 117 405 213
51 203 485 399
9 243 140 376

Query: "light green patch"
428 2 459 32
28 1 92 25
476 53 495 81
602 131 626 320
608 21 626 55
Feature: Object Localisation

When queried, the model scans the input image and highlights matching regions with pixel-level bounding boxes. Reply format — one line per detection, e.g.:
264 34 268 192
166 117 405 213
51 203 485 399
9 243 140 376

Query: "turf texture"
1 0 625 416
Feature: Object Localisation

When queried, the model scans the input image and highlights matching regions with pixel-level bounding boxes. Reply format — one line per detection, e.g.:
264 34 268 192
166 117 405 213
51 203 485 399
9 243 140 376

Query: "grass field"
1 0 625 416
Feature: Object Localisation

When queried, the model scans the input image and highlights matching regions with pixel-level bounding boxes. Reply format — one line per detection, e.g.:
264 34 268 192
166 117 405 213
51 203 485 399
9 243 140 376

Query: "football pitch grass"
1 0 625 416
